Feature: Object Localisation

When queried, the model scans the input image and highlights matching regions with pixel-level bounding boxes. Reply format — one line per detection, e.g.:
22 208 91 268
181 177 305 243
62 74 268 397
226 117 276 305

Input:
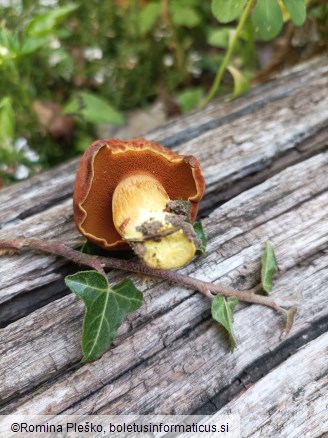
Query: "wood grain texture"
217 333 328 438
0 56 327 313
0 152 327 418
0 56 327 436
0 56 327 229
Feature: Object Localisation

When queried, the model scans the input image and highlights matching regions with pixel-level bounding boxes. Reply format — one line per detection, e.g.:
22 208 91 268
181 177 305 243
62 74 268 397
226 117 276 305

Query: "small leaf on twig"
261 241 277 293
193 221 207 255
282 306 298 338
227 65 250 99
65 271 143 362
212 295 238 351
81 240 104 255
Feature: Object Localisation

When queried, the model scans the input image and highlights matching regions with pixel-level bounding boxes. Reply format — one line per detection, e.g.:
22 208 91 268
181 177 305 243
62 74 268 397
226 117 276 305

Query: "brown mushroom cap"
73 138 205 250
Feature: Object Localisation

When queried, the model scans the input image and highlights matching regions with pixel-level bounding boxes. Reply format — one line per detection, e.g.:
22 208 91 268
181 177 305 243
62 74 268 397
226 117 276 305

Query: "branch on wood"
0 238 296 321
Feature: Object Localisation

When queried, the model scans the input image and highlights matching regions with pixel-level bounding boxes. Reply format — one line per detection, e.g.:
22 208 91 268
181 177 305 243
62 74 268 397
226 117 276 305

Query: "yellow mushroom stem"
112 173 196 269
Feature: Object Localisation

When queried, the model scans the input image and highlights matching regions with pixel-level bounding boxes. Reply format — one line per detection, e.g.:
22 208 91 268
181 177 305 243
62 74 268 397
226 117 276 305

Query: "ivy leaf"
252 0 283 41
65 271 143 362
212 295 238 351
193 221 207 255
261 241 277 293
283 0 307 26
227 65 250 99
81 240 105 256
211 0 247 23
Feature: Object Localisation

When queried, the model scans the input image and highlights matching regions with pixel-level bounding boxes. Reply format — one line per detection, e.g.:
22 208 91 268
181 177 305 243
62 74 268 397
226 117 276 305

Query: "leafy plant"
0 0 325 185
65 271 143 362
202 0 308 105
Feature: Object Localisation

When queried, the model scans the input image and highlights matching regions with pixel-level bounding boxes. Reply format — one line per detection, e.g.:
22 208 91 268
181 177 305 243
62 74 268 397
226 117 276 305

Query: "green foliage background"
0 0 327 185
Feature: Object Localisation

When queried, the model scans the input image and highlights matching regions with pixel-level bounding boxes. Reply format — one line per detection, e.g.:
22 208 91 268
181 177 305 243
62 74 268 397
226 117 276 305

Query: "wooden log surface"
0 55 327 436
214 332 328 438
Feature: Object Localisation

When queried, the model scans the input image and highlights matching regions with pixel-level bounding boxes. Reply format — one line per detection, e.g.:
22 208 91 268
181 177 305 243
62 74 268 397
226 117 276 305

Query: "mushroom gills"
112 173 197 269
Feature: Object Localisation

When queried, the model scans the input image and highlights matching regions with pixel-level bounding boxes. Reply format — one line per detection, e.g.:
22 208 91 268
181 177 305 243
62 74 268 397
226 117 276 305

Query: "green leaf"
212 295 238 351
261 241 278 293
26 4 79 37
65 271 143 362
227 65 250 98
19 37 48 55
193 221 207 255
211 0 247 23
0 97 15 148
64 93 124 125
207 28 234 49
177 87 203 113
80 92 124 125
80 240 115 256
171 5 201 28
0 28 19 62
63 95 82 115
81 240 103 256
283 0 307 26
252 0 283 41
139 2 161 36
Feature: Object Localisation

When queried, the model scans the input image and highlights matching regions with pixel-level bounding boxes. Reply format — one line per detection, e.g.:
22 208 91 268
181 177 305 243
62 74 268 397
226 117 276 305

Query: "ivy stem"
0 238 287 315
200 0 255 107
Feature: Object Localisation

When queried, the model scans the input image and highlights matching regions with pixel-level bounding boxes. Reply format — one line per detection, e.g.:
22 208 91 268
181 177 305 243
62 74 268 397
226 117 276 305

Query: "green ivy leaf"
212 295 238 351
211 0 247 23
252 0 283 41
193 221 207 255
81 240 104 256
261 241 277 293
65 271 143 362
283 0 307 26
227 65 250 99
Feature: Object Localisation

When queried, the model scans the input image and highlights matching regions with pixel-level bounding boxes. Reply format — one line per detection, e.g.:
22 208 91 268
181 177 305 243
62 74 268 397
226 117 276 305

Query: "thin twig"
0 238 288 315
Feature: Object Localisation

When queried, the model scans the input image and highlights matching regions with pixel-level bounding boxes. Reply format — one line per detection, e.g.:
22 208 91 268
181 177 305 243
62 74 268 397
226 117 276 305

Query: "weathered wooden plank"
215 332 328 438
0 199 80 305
0 56 327 230
0 160 76 228
0 56 327 317
1 152 327 414
148 56 328 147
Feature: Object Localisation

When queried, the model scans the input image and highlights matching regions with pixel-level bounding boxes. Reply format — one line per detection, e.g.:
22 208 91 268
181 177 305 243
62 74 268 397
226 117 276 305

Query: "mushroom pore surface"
73 138 205 267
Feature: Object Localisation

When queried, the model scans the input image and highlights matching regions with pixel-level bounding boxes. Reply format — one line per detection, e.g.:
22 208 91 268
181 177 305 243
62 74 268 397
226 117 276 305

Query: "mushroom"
73 138 205 270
